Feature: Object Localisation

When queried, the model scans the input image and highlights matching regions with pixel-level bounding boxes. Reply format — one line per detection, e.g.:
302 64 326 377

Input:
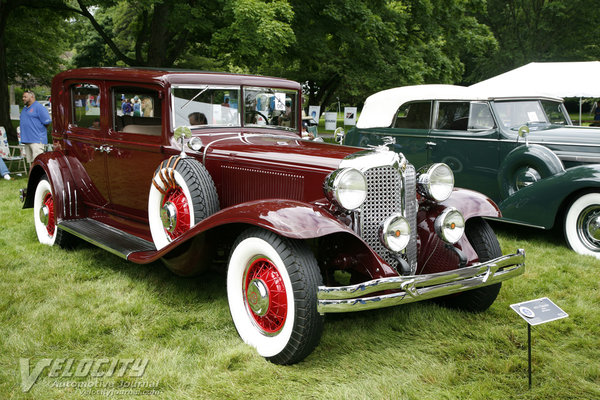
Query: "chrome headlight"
323 168 367 211
417 163 454 202
434 208 465 244
379 213 411 252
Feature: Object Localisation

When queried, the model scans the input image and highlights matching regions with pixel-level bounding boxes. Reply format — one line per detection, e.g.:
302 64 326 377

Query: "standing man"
20 90 51 163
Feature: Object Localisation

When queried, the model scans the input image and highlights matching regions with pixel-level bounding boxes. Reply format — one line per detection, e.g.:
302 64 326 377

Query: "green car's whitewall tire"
564 193 600 259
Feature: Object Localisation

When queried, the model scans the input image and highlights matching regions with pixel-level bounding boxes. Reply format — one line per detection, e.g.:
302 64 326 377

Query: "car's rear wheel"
227 228 323 364
564 193 600 259
148 156 219 250
435 217 502 312
33 175 72 247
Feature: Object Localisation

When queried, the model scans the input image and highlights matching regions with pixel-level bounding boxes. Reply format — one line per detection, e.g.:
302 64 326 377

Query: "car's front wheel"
435 217 502 312
227 228 323 364
564 193 600 259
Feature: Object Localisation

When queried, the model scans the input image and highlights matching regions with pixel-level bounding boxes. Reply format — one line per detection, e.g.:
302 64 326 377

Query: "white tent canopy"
470 61 600 124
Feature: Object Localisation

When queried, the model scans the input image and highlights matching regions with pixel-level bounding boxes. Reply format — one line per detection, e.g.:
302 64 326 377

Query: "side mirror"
518 125 530 146
174 126 192 157
334 127 345 144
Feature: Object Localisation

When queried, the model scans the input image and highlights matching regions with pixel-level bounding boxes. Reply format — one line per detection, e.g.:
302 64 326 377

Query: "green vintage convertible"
344 84 600 258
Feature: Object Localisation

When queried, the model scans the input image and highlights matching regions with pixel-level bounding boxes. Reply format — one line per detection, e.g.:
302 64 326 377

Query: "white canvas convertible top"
357 84 563 129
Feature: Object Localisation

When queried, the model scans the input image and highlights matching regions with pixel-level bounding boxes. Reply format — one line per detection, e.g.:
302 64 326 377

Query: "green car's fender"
498 164 600 229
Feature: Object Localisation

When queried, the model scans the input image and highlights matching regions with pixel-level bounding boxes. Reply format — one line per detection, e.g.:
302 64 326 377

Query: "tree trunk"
0 26 16 142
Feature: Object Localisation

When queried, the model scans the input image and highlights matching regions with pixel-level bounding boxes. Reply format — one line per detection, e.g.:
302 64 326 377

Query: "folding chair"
0 126 28 175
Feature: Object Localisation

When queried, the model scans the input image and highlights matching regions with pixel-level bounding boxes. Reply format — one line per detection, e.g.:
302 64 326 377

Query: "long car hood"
202 133 362 206
521 125 600 164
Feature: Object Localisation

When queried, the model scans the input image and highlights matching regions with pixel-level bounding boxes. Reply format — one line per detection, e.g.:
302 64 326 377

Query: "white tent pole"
580 97 582 125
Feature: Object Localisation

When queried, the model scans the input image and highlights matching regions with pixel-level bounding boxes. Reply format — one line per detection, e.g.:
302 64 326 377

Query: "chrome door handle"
426 141 436 148
94 145 113 153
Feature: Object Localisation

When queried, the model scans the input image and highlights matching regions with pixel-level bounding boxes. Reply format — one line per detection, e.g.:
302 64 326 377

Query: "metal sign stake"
528 324 532 389
510 297 568 390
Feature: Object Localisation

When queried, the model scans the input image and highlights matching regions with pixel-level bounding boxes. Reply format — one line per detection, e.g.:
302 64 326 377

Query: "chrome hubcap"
515 167 541 190
40 204 49 226
246 279 270 316
577 206 600 250
160 201 178 233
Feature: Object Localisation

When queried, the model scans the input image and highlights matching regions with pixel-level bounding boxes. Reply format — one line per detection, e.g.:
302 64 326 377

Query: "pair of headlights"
323 163 465 251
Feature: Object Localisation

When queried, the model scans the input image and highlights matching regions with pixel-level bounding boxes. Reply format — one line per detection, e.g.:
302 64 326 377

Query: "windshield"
243 87 298 131
171 85 240 128
493 100 569 129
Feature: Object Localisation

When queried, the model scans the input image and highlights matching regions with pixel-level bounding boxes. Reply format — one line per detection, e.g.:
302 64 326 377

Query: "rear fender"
498 164 600 229
23 152 102 221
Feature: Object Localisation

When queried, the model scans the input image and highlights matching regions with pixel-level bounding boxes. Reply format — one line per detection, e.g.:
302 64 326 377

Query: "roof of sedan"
54 67 300 89
357 84 564 129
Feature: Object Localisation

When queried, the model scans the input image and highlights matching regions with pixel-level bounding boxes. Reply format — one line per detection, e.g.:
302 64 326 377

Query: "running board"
59 218 156 260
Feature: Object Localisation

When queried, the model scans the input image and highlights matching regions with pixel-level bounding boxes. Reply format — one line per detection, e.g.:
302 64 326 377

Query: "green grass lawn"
0 176 599 399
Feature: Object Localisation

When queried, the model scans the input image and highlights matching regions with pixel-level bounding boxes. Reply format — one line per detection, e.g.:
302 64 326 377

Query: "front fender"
129 199 360 264
441 187 501 220
498 164 600 228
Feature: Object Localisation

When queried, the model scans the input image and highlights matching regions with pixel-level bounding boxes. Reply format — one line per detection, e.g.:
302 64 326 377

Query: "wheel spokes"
244 258 288 334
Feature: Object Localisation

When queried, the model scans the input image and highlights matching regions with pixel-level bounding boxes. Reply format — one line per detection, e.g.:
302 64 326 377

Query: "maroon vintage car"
22 68 525 364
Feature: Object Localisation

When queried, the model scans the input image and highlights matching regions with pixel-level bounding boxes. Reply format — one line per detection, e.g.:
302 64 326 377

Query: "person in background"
133 96 141 117
89 118 100 129
0 158 10 180
20 90 51 164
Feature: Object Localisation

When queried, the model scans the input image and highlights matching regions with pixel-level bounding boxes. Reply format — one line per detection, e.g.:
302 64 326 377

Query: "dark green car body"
344 85 600 257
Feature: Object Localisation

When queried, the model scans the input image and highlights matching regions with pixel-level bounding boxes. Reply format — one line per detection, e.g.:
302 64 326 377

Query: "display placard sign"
324 112 337 131
344 107 357 126
510 297 568 326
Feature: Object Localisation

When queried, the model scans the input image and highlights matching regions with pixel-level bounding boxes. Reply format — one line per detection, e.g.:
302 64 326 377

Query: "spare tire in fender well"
498 144 564 199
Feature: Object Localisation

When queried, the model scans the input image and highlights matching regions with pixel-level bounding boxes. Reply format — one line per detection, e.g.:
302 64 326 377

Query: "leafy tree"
474 0 600 80
277 0 497 110
0 0 74 140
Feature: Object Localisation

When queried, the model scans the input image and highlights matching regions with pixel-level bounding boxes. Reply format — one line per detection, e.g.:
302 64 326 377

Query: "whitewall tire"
227 228 323 364
33 175 71 247
564 193 600 259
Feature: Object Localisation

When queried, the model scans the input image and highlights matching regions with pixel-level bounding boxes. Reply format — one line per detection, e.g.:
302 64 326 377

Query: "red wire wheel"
160 186 191 241
244 257 288 334
42 192 56 236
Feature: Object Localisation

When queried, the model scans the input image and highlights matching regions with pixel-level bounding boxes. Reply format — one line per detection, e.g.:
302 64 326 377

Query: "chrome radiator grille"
359 165 418 272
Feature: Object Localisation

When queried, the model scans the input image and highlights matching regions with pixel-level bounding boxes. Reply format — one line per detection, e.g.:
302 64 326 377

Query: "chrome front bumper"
317 249 525 314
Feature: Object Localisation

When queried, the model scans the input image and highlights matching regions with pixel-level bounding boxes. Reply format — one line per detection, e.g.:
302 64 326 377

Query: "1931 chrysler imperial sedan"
344 84 600 259
22 69 525 364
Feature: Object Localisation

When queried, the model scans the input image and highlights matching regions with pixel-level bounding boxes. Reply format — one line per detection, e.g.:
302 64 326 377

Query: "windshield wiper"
181 86 209 109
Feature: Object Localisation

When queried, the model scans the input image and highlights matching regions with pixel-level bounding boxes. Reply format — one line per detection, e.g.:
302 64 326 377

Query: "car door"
428 101 502 200
386 101 431 168
64 81 110 207
103 84 166 220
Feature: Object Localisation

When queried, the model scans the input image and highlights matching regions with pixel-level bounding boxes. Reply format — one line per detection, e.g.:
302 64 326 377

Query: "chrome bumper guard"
317 249 525 314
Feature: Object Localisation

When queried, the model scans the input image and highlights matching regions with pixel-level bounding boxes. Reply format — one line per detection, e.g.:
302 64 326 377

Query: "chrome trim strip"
484 216 546 229
317 249 525 313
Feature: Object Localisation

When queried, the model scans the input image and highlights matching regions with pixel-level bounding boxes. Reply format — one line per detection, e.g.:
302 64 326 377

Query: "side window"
393 101 431 129
113 87 162 136
436 102 470 130
71 83 100 129
541 100 568 125
468 102 495 130
171 86 240 128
